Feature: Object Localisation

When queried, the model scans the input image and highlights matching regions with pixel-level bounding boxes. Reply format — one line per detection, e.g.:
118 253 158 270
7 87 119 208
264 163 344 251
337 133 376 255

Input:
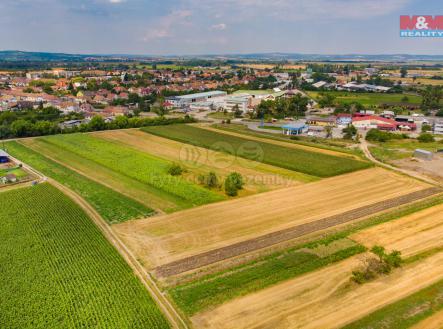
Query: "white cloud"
211 23 226 30
143 10 192 41
108 0 125 3
186 0 411 21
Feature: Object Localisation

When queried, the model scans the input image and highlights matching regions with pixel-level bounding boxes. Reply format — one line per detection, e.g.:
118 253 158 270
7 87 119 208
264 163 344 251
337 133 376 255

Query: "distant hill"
0 51 95 62
0 50 442 63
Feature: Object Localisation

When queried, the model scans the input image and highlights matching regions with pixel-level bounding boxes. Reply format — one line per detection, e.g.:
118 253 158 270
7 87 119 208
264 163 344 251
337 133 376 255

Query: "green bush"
366 129 406 143
418 133 435 143
167 163 184 176
199 171 219 189
224 173 244 196
422 124 432 133
224 178 238 196
228 172 244 189
351 245 402 284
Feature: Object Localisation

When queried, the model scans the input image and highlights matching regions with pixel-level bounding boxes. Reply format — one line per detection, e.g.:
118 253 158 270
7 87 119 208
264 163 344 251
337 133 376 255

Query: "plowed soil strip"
156 187 441 277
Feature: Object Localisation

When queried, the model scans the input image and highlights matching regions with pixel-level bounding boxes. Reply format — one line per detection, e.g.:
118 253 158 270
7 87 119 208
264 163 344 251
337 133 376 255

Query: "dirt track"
192 251 443 329
113 168 433 272
6 154 187 329
351 203 443 257
47 178 187 329
155 187 440 277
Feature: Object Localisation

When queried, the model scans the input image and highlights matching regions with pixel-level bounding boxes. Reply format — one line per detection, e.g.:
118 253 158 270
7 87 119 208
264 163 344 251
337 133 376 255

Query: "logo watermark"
400 15 443 37
175 141 292 187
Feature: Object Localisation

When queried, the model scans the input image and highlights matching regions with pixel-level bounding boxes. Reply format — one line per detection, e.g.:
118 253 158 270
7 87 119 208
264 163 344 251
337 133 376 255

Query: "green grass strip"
6 141 154 223
342 278 443 329
170 245 365 315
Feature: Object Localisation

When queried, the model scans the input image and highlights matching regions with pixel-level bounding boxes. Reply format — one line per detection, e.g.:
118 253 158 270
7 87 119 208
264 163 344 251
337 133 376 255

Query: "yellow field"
192 252 443 329
112 168 430 269
351 204 443 257
93 129 314 194
411 310 443 329
386 77 443 86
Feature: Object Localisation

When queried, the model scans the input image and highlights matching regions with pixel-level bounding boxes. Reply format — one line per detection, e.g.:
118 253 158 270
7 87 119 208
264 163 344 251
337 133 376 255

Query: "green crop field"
0 167 28 178
40 134 224 208
141 125 371 177
0 184 170 329
343 278 443 329
306 91 422 106
6 141 153 224
169 239 365 315
213 123 362 156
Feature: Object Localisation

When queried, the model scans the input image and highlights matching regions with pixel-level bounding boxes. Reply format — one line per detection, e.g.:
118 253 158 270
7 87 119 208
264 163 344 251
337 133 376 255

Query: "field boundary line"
155 187 442 277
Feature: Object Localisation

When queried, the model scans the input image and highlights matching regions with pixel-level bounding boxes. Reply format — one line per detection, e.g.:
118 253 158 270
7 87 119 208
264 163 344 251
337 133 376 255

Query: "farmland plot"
192 252 443 329
41 133 224 208
351 204 443 257
94 129 316 192
344 278 443 329
19 138 190 213
0 184 169 329
169 238 365 315
141 124 371 177
112 168 431 270
6 141 153 223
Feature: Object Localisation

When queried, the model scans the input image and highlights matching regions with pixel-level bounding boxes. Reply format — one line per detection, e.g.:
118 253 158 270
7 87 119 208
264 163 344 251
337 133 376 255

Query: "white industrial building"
224 95 250 113
434 122 443 135
167 91 227 108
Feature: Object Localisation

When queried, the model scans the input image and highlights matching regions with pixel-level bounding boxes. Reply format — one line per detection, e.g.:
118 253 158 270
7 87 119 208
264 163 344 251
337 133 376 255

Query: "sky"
0 0 441 55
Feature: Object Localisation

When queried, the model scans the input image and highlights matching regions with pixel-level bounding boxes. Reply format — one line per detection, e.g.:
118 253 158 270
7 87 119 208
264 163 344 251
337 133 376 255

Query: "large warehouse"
167 91 227 108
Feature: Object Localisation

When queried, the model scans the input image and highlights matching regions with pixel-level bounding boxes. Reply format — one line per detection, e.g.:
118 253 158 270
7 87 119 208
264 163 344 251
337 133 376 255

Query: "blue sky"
0 0 441 55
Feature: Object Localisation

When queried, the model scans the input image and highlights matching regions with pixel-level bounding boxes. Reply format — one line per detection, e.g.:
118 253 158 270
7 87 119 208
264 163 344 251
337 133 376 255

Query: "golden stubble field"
191 195 443 329
351 203 443 257
192 251 443 329
112 168 430 270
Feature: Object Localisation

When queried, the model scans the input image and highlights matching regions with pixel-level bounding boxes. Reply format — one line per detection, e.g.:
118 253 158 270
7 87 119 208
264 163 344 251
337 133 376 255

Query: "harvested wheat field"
93 129 314 192
411 310 443 329
192 251 443 329
113 168 432 271
351 204 443 257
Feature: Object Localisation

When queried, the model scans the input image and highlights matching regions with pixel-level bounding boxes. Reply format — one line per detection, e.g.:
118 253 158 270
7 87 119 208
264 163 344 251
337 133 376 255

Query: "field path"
200 124 361 159
192 251 443 329
7 155 187 329
360 139 442 187
48 178 187 329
